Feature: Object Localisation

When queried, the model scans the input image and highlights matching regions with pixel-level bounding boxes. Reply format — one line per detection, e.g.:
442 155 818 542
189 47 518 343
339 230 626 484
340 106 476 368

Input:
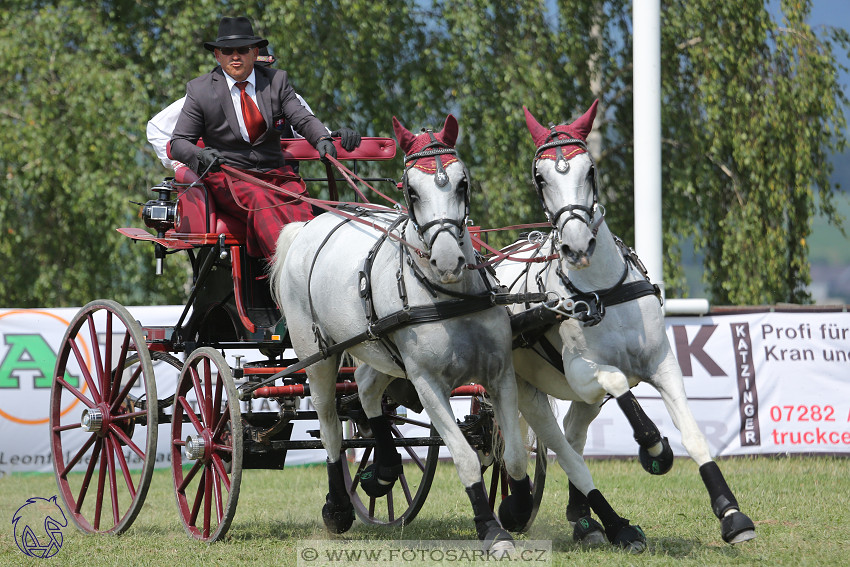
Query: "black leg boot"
616 391 674 475
322 459 355 533
466 481 514 554
566 482 605 545
699 461 756 544
360 416 403 498
587 489 646 552
497 474 533 532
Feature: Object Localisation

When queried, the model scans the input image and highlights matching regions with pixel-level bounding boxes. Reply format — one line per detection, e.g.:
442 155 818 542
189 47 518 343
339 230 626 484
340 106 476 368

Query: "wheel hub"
81 407 104 433
185 435 206 460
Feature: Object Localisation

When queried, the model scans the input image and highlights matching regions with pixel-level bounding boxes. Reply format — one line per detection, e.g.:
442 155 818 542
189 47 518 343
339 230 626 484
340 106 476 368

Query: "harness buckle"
365 323 379 340
526 230 545 244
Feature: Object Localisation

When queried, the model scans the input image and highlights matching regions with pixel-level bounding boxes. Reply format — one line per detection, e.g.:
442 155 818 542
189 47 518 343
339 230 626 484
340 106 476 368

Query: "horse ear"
571 99 599 140
438 114 459 147
524 106 550 147
392 116 418 154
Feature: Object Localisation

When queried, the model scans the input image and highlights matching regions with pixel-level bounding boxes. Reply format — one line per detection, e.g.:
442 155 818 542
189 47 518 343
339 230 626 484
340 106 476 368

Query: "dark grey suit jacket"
169 65 329 172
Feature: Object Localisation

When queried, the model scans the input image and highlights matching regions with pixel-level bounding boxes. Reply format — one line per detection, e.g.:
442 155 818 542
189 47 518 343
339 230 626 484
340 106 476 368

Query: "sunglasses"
218 46 255 55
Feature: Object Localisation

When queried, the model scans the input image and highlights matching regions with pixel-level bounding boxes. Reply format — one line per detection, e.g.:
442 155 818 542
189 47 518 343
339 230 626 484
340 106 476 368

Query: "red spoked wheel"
171 347 243 542
342 399 439 526
50 300 158 534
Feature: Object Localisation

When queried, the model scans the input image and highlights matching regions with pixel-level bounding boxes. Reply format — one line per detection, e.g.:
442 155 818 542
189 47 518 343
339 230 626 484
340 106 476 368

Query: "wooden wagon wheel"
50 300 158 534
171 347 243 542
341 397 439 527
471 394 547 531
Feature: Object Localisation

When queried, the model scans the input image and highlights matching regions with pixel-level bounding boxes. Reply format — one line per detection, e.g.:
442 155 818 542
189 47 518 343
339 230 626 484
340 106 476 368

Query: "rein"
220 164 430 258
230 152 545 399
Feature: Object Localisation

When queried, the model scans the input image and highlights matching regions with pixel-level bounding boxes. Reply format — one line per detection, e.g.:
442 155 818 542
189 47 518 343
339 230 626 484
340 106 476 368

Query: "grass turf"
1 455 847 566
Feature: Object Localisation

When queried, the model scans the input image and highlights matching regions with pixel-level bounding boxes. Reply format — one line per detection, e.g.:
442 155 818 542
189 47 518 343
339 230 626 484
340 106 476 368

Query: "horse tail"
269 221 306 305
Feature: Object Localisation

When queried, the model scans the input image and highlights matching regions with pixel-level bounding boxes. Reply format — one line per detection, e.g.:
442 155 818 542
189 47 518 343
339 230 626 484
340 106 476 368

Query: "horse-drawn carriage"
49 104 755 551
48 133 546 543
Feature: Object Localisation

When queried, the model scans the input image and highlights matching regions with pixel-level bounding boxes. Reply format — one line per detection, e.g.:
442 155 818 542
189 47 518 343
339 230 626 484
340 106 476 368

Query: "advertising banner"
1 306 848 475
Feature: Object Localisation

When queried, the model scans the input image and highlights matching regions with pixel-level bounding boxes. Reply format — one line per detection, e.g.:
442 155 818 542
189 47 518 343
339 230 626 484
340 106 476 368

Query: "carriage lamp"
142 185 182 233
142 182 183 275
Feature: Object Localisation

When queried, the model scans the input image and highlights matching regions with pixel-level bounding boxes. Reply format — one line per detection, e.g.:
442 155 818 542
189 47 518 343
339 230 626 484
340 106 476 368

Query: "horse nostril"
587 238 596 257
561 244 572 258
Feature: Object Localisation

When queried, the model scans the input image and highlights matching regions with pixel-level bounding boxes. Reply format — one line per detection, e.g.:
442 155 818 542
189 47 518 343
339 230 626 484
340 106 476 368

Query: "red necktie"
236 81 266 143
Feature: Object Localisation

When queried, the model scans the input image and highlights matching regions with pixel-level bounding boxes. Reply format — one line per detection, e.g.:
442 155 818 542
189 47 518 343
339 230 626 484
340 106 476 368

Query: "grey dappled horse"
271 116 529 553
497 101 756 546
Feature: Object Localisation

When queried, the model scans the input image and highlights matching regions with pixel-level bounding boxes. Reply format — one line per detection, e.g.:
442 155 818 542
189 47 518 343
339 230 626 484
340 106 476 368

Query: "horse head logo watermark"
12 496 67 558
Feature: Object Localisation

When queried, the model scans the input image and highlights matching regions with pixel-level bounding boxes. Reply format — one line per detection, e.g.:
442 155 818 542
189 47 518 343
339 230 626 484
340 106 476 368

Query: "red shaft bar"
252 382 486 399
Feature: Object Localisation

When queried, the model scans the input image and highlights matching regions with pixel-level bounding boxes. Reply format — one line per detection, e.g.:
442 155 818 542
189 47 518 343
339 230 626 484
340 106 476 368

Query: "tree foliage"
0 0 846 307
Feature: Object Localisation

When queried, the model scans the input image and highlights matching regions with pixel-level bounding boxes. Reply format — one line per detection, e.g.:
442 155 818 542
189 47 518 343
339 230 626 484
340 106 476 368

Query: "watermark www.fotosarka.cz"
296 540 552 566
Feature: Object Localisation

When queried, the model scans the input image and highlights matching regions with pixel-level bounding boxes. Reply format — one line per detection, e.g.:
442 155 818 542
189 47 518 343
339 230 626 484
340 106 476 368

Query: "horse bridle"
531 130 604 236
402 130 471 250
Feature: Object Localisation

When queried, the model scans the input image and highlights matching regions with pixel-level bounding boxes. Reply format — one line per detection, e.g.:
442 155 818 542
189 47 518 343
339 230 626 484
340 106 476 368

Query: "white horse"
271 115 529 552
496 101 756 546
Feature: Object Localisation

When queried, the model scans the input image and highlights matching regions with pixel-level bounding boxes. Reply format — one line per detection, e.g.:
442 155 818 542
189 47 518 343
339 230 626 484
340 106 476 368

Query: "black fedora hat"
204 16 269 51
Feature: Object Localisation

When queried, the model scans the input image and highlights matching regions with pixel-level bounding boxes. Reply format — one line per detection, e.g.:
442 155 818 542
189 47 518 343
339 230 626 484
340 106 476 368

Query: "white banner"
1 306 848 475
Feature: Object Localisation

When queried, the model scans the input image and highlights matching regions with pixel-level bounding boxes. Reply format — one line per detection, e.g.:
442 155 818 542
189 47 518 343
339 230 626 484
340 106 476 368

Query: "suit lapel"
255 68 272 142
212 68 243 142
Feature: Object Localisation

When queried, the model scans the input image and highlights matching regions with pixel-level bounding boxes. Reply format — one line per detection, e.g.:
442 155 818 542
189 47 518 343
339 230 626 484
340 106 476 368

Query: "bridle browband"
402 130 471 250
532 130 604 237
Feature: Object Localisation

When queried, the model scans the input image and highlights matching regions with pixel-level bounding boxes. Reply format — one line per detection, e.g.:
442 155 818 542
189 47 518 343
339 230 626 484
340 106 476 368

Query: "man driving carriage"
148 46 318 175
167 16 362 261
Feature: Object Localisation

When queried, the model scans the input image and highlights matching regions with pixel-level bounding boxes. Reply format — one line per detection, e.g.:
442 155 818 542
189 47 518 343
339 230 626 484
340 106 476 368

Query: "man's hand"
316 137 337 163
196 147 224 174
330 128 362 152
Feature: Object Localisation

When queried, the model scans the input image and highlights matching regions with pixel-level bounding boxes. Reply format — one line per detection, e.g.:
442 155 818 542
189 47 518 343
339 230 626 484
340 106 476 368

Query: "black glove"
331 127 362 152
196 147 224 174
316 137 337 163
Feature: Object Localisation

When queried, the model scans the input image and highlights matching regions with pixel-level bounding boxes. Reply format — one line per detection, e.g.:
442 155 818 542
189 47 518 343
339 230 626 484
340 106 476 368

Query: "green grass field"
1 456 848 566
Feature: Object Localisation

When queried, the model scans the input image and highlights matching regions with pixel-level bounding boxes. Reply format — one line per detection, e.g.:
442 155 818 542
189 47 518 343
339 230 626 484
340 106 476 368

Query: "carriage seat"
171 165 248 242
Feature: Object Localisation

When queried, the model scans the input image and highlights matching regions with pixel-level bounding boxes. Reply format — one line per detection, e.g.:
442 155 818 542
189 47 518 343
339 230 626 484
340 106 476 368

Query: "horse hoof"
359 464 396 498
498 495 533 533
638 437 674 475
611 524 647 553
321 500 355 534
721 510 756 544
570 516 606 546
484 526 515 557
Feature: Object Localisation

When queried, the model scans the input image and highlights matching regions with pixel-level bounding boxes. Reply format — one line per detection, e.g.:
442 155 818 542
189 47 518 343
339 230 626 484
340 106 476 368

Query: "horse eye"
535 174 546 188
407 189 419 203
456 178 468 193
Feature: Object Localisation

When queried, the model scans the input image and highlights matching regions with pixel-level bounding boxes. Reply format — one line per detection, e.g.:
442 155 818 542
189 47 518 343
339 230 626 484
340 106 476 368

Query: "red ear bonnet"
392 116 418 155
526 99 598 162
571 99 598 140
524 106 551 148
393 114 459 171
436 114 459 148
